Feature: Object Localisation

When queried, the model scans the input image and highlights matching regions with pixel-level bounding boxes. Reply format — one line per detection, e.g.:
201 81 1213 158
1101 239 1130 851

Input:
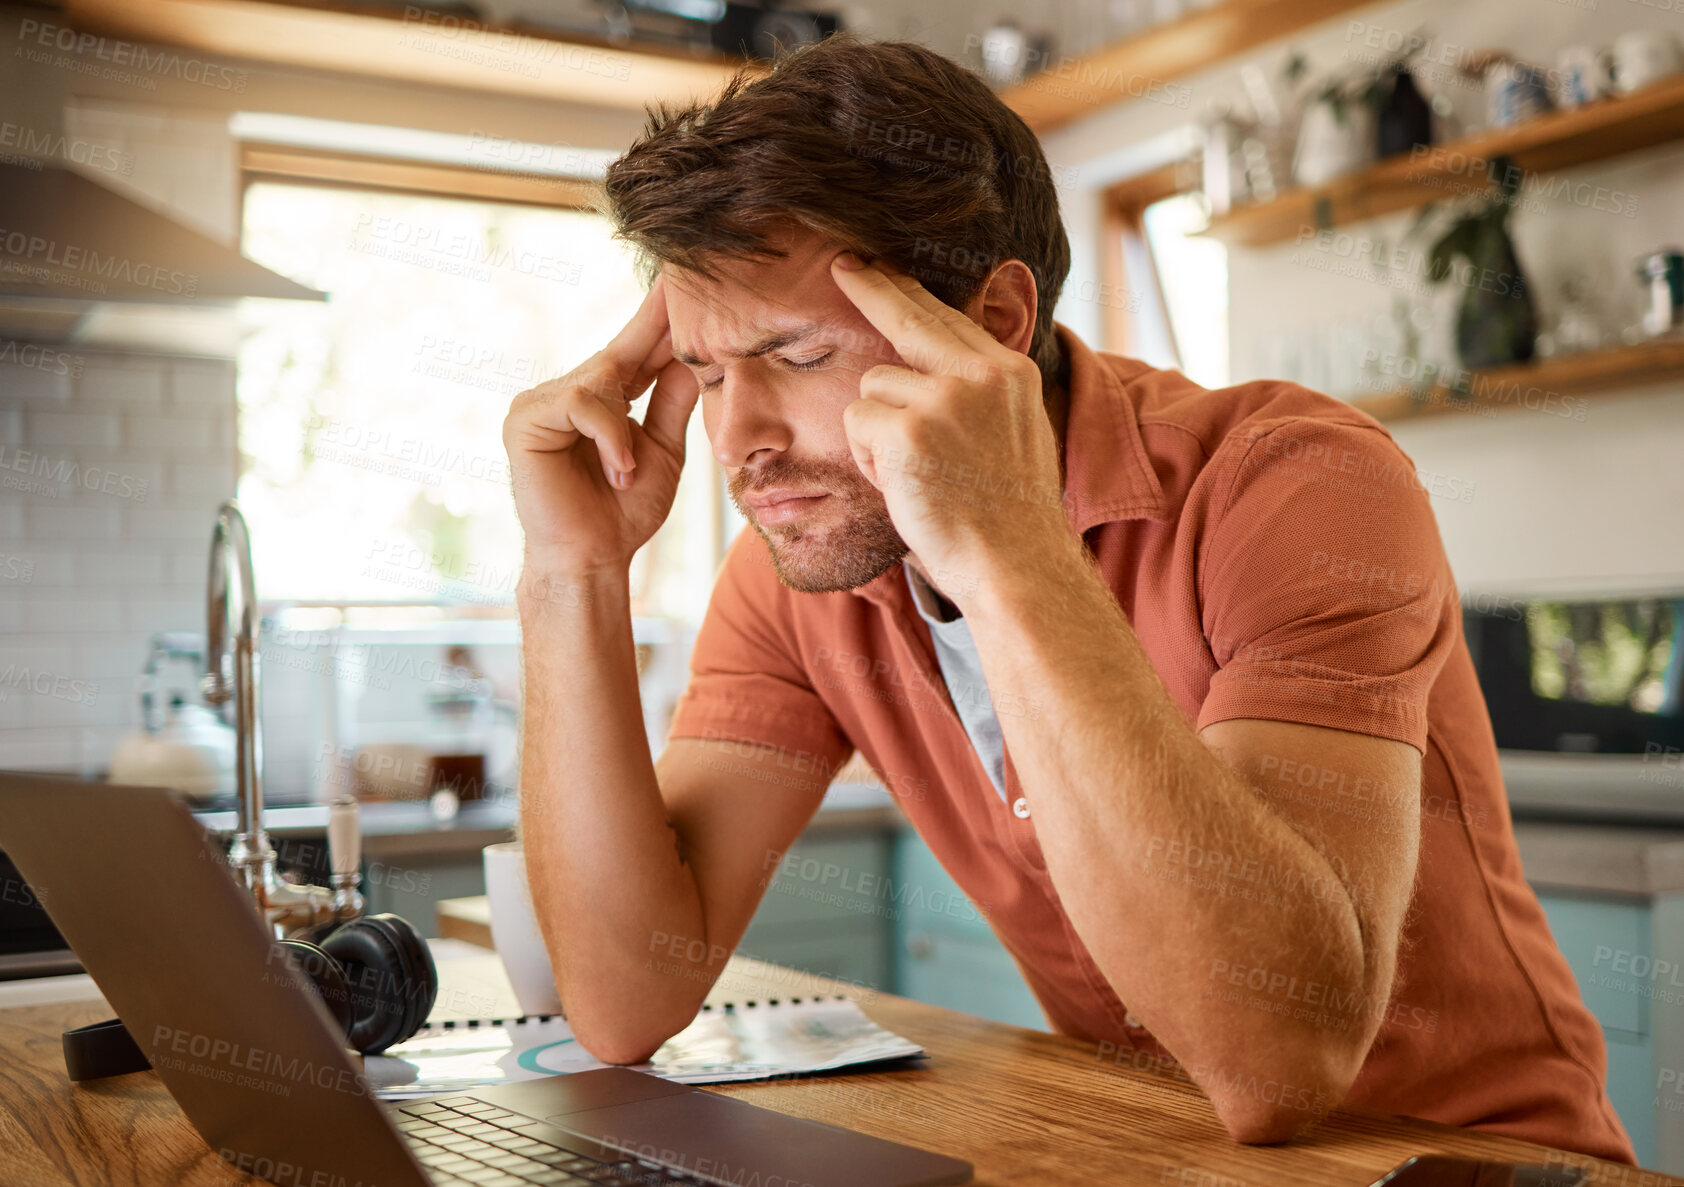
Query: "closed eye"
695 352 832 390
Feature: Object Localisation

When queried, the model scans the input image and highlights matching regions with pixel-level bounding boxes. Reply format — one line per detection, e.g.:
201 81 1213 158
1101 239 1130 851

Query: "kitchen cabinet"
735 821 1048 1031
1534 890 1661 1166
738 831 896 991
1519 822 1684 1173
888 831 1047 1031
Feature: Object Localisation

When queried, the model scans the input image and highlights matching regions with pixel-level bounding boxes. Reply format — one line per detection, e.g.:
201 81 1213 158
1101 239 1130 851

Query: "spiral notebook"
364 995 925 1101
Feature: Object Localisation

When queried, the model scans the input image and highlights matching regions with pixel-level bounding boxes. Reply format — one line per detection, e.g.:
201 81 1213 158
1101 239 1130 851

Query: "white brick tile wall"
168 459 235 497
79 634 153 682
78 550 167 586
1 349 235 773
169 362 234 410
23 599 124 634
167 551 208 586
0 728 80 769
0 359 72 402
49 459 164 506
22 410 121 449
25 686 124 729
122 506 219 542
25 504 122 540
122 590 202 634
77 364 163 409
3 546 72 585
79 726 132 769
125 413 214 452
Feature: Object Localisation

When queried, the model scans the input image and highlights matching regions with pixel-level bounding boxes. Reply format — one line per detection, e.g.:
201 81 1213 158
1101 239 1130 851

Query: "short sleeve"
666 528 853 771
1196 417 1461 753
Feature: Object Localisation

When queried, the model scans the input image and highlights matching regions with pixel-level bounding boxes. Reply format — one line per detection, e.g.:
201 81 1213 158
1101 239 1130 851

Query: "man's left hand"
829 252 1068 606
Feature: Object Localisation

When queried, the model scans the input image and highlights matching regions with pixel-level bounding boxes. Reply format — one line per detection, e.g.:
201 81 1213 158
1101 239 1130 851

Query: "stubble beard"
728 455 907 594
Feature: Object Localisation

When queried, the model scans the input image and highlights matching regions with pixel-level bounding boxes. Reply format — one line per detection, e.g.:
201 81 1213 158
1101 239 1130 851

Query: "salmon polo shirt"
666 323 1635 1161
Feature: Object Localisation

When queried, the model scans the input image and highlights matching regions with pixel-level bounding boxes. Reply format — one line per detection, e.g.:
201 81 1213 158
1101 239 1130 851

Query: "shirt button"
1012 797 1031 819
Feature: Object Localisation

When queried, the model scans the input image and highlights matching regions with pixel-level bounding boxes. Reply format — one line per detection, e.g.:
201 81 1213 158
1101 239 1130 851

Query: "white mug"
483 841 565 1016
1612 31 1683 94
1554 45 1615 108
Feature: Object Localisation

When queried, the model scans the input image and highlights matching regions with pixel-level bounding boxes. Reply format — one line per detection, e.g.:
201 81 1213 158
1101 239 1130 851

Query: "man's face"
664 228 909 593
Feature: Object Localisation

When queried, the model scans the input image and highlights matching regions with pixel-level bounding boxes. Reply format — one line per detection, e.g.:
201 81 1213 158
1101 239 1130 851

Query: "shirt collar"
1055 321 1171 533
848 323 1170 607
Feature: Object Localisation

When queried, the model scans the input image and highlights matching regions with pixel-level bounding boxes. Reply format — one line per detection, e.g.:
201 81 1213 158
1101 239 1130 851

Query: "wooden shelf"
1348 336 1684 423
62 0 762 112
1001 0 1380 134
1204 72 1684 246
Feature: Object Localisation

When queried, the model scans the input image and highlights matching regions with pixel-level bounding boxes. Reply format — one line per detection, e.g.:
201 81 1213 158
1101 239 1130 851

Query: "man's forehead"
669 315 841 367
666 273 857 366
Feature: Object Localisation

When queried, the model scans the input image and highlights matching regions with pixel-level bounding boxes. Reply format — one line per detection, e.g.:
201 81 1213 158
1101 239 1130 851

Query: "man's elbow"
1203 1043 1359 1145
560 984 697 1067
568 1015 669 1066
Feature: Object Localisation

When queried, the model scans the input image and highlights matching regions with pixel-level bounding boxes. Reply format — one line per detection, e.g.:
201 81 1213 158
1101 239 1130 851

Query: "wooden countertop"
0 945 1665 1186
1514 820 1684 896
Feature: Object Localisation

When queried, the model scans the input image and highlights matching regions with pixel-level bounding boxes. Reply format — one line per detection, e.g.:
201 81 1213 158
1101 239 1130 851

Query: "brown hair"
603 34 1071 391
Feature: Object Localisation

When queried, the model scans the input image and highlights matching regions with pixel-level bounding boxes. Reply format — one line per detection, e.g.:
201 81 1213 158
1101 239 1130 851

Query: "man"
503 35 1633 1159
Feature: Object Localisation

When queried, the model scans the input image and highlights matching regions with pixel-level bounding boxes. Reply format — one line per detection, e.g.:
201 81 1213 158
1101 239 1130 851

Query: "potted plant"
1287 37 1433 187
1417 161 1538 374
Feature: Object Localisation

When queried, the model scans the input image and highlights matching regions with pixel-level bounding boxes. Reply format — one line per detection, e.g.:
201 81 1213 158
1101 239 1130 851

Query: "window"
237 181 721 625
1139 192 1230 390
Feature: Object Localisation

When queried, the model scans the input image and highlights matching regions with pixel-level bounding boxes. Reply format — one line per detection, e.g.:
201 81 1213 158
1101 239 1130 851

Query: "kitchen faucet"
203 499 363 939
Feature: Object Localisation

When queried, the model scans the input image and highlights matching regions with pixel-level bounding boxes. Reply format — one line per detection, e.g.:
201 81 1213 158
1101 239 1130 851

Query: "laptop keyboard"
395 1096 698 1186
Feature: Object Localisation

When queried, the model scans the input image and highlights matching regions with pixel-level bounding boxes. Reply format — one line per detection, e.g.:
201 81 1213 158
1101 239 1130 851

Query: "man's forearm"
962 535 1374 1130
516 559 710 1061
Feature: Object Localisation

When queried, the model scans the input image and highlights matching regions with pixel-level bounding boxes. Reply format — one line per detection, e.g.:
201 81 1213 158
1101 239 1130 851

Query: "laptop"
0 774 973 1187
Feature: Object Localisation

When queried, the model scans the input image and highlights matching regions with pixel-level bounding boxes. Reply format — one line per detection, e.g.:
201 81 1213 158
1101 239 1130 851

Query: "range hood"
0 162 324 354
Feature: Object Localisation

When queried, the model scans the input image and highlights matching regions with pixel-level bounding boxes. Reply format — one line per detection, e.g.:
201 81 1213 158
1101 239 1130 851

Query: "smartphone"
1370 1156 1587 1187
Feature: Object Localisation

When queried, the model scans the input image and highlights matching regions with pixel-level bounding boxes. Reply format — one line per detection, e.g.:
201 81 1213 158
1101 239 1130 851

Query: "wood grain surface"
0 954 1673 1187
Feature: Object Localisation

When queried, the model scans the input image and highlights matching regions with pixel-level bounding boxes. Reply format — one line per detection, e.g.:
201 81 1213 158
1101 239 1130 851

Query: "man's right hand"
503 275 701 577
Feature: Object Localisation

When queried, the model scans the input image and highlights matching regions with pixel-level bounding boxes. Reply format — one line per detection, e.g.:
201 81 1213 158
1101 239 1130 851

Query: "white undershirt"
904 564 1009 804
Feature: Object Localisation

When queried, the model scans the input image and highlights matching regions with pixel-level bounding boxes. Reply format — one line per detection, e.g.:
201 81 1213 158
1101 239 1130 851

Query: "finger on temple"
641 359 701 454
830 260 969 375
600 274 675 383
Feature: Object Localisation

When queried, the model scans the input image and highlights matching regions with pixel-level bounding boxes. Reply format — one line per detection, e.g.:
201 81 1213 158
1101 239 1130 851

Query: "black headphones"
283 912 439 1055
62 912 439 1081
